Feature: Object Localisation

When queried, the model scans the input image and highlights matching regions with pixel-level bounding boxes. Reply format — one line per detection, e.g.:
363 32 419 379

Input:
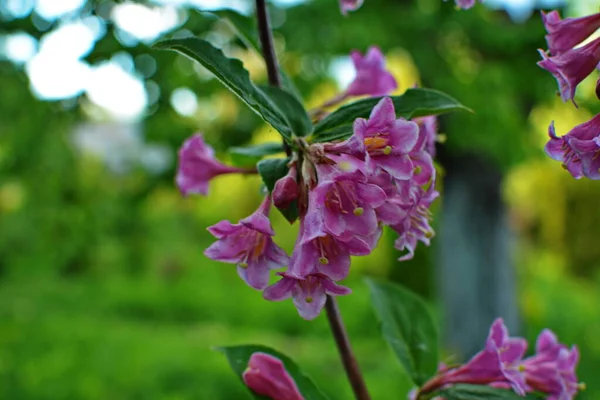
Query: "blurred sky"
0 0 578 123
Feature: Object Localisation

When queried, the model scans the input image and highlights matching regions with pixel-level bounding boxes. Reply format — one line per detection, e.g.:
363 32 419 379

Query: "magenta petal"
388 119 419 153
237 264 270 290
376 154 414 180
292 284 327 320
207 220 238 238
339 0 363 15
367 97 396 131
536 329 559 353
241 212 275 236
264 276 295 301
321 278 352 296
243 353 304 400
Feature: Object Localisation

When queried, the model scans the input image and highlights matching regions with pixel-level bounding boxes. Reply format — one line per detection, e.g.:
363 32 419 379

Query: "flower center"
364 135 390 152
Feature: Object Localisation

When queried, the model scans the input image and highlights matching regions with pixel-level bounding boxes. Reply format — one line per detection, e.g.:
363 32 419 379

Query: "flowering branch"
325 296 372 400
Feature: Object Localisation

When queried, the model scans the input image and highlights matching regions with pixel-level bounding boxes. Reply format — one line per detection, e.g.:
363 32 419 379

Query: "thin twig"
325 296 372 400
255 0 281 87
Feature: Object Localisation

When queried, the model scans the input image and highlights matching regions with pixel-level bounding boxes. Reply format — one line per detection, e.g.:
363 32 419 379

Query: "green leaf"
199 9 304 102
229 142 284 167
366 278 439 386
257 158 298 223
217 344 330 400
434 384 544 400
259 85 312 137
257 158 290 191
312 88 471 143
155 38 294 140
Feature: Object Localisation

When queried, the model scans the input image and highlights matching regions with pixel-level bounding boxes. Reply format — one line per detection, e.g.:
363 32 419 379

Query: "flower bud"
242 352 304 400
273 166 299 209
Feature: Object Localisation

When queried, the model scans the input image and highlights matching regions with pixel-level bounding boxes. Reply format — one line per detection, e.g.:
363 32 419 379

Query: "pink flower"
345 47 397 97
264 272 351 320
435 318 528 395
349 97 419 180
273 165 299 209
339 0 363 15
242 352 304 400
544 115 600 179
542 10 600 55
413 115 438 158
391 182 438 261
522 330 582 400
176 134 252 196
537 38 600 104
204 196 289 290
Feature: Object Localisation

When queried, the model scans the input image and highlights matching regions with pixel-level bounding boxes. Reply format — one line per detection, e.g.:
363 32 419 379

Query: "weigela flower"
413 115 438 158
345 47 398 97
454 0 480 10
339 0 363 15
264 272 351 320
437 318 528 394
204 196 289 290
544 115 600 179
347 97 419 180
537 37 600 104
542 10 600 55
243 352 304 400
176 134 253 196
522 330 582 400
392 182 438 261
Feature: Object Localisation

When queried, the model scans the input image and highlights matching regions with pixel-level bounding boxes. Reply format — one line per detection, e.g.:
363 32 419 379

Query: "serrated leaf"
155 38 294 140
312 89 471 143
259 85 312 137
435 384 544 400
257 158 298 223
366 278 439 386
217 344 330 400
229 142 284 167
199 9 304 102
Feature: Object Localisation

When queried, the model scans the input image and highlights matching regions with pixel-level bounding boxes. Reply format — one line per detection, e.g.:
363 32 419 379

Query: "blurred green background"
1 0 600 398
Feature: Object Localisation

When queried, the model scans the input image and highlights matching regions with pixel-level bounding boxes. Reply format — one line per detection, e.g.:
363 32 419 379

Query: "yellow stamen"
383 145 392 155
414 166 422 175
425 231 434 239
319 257 329 265
364 136 388 151
353 207 364 216
239 262 248 268
338 161 352 171
305 296 313 303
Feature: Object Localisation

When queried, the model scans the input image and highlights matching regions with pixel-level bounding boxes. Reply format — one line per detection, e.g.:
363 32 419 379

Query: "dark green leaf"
155 38 293 140
199 9 304 102
435 384 544 400
257 158 290 191
366 278 439 385
229 142 284 167
259 85 312 137
217 344 330 400
312 88 471 143
257 158 298 223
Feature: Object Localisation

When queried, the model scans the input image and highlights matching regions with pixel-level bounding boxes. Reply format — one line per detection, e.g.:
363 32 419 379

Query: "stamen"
319 257 329 264
383 145 392 155
338 161 352 171
414 166 422 175
239 262 249 268
353 207 364 216
305 296 313 303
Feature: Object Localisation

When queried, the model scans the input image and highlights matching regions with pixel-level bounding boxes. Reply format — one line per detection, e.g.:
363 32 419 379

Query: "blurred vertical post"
437 153 520 357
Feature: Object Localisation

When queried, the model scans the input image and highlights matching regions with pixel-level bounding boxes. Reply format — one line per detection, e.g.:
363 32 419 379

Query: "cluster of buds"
537 10 600 179
176 48 441 320
415 318 583 400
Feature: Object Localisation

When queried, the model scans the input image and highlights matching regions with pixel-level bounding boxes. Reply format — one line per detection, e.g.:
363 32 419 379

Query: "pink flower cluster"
176 50 439 320
418 318 583 400
538 10 600 179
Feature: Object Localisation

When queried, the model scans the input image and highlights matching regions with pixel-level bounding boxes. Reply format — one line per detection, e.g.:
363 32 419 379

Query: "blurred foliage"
1 0 600 399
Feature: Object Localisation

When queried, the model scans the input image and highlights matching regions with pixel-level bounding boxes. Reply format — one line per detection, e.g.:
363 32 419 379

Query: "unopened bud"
273 166 299 209
242 353 305 400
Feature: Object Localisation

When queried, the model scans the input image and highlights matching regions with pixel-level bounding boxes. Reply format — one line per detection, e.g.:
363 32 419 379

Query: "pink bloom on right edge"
176 134 252 196
542 10 600 55
537 38 600 104
544 114 600 179
243 352 304 400
345 47 397 97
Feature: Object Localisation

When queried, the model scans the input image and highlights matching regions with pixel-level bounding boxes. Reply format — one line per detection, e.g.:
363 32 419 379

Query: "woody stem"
325 296 372 400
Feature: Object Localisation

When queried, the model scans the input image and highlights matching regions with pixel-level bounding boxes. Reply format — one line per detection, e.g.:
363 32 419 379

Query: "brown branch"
325 296 372 400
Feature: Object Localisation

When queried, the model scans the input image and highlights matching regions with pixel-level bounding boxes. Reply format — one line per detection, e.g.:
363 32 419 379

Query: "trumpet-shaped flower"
204 196 289 290
176 134 253 196
345 47 397 97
